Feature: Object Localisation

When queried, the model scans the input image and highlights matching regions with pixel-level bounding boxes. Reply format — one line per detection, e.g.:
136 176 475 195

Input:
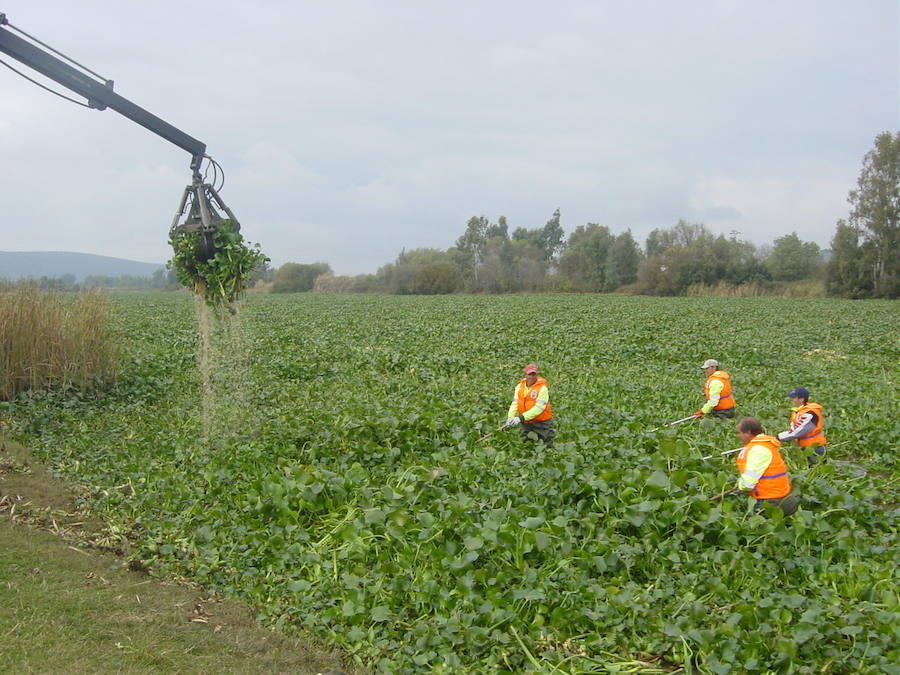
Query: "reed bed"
0 284 117 399
686 279 826 297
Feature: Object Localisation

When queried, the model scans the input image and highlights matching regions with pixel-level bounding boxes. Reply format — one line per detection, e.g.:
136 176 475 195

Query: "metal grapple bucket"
170 169 240 261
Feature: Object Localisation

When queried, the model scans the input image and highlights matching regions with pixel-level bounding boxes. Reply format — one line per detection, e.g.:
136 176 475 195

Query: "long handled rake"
478 425 507 442
701 446 743 461
649 415 696 433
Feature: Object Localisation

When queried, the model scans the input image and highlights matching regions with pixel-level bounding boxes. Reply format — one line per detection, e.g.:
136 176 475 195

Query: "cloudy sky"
1 1 897 274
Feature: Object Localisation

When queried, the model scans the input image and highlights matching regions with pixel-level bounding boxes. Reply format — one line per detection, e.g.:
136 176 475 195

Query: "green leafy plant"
5 294 899 673
168 220 268 311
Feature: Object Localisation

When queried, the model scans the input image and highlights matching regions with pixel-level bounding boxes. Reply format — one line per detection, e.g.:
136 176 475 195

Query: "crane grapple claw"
170 177 240 261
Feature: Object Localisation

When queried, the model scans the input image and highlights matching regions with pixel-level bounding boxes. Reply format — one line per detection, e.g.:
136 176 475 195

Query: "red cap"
524 363 538 374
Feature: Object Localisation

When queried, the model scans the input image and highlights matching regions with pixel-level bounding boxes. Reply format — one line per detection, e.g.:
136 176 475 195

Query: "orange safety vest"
790 403 826 448
704 370 734 410
736 434 790 500
516 377 553 422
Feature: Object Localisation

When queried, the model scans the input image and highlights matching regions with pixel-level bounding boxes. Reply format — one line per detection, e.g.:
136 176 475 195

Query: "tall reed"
0 284 117 399
685 280 826 298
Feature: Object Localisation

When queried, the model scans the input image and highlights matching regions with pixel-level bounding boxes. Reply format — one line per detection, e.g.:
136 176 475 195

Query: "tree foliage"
845 131 899 298
826 221 869 298
558 224 619 291
272 262 333 293
766 233 823 282
637 224 769 295
376 249 462 295
511 209 565 263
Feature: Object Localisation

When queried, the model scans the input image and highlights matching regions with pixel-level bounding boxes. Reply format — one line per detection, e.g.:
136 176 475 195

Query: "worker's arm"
737 444 773 491
507 384 521 420
520 384 549 422
701 379 725 414
779 410 818 441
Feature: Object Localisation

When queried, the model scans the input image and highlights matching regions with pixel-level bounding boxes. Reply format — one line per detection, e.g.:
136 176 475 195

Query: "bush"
272 263 332 293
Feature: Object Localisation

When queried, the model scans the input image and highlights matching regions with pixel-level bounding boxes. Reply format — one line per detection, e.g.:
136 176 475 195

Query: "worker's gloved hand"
777 431 790 441
694 410 704 418
506 417 521 427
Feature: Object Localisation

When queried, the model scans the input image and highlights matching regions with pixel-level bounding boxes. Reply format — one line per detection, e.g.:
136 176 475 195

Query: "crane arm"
0 13 206 173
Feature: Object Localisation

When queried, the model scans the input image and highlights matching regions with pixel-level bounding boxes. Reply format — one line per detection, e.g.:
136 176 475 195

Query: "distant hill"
0 251 164 282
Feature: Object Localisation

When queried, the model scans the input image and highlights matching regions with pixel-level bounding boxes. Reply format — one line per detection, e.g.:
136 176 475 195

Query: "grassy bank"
0 438 359 674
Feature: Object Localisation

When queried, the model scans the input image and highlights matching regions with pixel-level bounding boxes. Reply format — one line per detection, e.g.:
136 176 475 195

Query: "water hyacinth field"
3 293 898 673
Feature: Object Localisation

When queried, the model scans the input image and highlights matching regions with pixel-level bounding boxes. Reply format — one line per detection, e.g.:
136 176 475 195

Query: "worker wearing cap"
695 359 735 419
505 363 554 445
734 416 797 516
778 387 827 465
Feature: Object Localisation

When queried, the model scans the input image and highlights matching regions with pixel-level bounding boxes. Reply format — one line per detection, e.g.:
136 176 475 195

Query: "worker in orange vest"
778 387 827 466
504 363 555 445
695 359 736 419
734 416 797 516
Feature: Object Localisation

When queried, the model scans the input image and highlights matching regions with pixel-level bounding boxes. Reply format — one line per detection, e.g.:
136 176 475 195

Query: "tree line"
291 216 825 296
273 131 896 298
0 269 180 292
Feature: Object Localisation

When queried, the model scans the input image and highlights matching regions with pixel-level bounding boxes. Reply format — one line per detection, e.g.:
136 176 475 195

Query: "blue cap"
787 387 809 399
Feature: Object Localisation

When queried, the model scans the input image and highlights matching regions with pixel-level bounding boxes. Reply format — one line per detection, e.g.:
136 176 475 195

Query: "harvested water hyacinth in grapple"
168 219 268 311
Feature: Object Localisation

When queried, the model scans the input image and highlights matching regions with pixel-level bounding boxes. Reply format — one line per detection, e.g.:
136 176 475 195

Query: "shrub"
272 262 332 293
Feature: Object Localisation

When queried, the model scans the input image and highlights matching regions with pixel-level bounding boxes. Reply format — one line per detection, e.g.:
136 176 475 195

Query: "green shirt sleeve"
701 378 725 414
737 444 772 491
507 383 520 420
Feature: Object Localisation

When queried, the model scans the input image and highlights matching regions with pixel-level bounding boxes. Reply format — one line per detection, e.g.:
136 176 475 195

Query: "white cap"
701 359 719 369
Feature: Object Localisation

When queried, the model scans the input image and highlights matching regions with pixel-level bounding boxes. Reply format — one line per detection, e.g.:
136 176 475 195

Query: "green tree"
765 233 823 281
272 262 332 293
538 209 565 262
508 239 547 291
847 131 899 297
558 224 615 291
826 220 869 297
637 224 768 294
478 237 517 293
485 215 509 240
608 230 642 287
375 249 461 294
645 220 710 256
412 262 461 294
510 209 564 263
455 216 489 285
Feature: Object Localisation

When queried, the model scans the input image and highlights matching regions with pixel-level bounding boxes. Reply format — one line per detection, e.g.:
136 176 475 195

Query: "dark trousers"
711 407 736 419
754 493 799 517
807 445 826 466
519 419 555 446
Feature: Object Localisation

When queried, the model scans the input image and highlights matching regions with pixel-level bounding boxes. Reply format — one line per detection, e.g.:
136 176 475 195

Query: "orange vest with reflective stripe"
704 370 734 410
791 403 826 448
736 434 790 500
517 377 552 422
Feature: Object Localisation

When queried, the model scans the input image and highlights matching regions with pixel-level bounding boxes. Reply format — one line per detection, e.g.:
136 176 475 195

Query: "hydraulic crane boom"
0 11 239 257
0 12 206 173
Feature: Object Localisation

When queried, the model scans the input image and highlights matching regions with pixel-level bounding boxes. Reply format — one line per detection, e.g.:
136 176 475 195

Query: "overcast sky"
1 1 897 274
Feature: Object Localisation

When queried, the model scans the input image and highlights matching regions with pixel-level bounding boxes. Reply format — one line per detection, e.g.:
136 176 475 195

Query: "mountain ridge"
0 251 164 282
